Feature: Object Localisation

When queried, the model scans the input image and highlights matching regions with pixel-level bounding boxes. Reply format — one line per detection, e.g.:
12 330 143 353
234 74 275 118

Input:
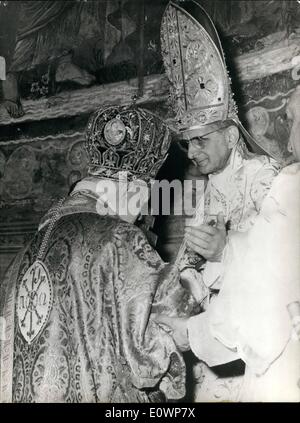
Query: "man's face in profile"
186 127 233 175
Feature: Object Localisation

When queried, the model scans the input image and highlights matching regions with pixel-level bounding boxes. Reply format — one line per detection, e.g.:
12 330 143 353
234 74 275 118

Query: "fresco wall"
0 0 300 278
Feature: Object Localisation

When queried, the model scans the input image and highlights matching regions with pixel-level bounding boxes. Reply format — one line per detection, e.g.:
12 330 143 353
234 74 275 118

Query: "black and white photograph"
0 0 299 407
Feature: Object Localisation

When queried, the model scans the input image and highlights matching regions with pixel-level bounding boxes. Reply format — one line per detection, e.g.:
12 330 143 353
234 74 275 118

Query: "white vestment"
188 163 300 401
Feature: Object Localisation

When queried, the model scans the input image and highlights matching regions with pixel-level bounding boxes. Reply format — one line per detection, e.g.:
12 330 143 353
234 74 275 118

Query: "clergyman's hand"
185 213 227 262
152 315 190 352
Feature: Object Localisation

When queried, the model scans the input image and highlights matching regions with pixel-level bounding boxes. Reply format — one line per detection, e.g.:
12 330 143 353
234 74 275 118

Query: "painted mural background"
0 0 300 277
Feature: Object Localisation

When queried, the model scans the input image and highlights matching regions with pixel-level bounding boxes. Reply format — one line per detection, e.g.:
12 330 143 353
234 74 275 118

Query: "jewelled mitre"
85 105 171 182
160 0 271 157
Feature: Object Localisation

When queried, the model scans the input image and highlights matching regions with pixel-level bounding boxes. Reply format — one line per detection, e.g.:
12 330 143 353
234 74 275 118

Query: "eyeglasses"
177 137 208 154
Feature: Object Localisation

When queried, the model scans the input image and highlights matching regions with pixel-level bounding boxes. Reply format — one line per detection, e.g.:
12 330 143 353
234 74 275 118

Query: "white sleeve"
187 312 239 366
202 230 247 289
202 261 224 289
